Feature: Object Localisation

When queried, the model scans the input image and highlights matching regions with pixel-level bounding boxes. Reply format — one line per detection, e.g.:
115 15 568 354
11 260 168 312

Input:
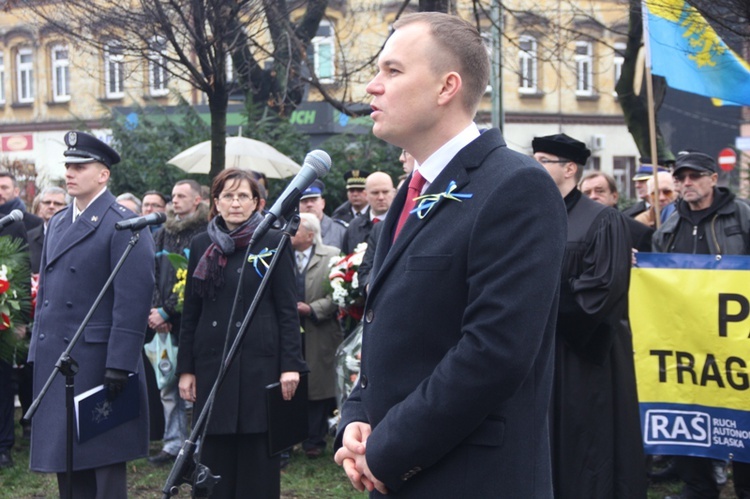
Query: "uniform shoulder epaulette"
333 218 349 229
110 202 132 219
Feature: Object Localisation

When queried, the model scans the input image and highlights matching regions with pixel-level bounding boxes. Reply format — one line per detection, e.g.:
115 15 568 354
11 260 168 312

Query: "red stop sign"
718 148 737 171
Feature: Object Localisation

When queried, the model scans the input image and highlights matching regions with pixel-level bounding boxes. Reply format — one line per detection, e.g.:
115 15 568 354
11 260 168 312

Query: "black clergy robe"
551 188 647 499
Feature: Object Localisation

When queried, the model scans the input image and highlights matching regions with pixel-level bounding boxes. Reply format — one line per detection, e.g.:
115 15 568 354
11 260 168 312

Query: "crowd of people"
0 124 400 497
1 10 748 499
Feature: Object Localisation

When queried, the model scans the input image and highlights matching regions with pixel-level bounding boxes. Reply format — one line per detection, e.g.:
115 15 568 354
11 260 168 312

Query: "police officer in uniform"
332 169 371 224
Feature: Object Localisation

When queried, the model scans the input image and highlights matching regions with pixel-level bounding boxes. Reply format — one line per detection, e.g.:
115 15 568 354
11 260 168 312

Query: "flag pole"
641 0 662 228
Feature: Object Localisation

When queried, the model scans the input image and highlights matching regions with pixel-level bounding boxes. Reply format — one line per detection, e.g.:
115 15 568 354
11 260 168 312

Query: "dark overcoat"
27 223 44 273
176 226 307 435
336 129 567 497
28 190 155 472
552 190 647 498
341 214 375 255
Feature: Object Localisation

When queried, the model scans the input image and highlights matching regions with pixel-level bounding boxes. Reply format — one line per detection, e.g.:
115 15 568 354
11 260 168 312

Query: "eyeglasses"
218 193 255 204
674 171 712 182
656 188 674 195
536 158 570 165
41 200 66 207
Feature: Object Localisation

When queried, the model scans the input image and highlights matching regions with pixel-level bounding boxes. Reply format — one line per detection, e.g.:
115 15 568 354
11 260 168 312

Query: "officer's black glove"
104 368 129 401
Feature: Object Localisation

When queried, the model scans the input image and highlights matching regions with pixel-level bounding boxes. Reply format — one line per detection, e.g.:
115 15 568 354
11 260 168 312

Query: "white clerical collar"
412 123 480 193
73 187 108 222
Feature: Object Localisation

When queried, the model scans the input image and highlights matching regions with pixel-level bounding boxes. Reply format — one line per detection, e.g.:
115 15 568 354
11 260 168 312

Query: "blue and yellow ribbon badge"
247 248 276 277
411 180 473 219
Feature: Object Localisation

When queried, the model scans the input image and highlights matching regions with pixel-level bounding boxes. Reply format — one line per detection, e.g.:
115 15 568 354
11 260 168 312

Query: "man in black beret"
533 133 647 498
28 131 155 498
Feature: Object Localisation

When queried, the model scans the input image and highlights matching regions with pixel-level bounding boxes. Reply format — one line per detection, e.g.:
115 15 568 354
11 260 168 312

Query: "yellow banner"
631 254 750 461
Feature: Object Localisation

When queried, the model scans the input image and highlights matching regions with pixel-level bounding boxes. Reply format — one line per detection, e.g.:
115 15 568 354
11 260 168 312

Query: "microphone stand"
161 213 301 498
23 230 143 499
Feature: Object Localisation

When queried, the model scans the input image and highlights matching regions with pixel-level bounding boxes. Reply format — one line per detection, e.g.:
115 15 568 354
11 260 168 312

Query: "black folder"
265 373 308 456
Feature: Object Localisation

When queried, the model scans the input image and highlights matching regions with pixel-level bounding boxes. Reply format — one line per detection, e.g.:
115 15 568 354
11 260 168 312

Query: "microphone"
0 209 23 230
115 212 167 231
252 150 332 242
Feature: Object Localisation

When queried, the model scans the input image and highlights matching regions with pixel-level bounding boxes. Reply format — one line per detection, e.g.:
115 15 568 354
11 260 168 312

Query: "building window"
17 47 34 103
613 42 626 90
148 37 169 96
518 35 538 94
51 44 70 102
0 53 5 105
104 41 124 99
614 156 636 199
575 41 593 96
586 156 601 171
310 21 334 83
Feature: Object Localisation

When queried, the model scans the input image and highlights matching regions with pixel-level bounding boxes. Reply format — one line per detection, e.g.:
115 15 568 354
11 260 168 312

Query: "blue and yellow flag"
644 0 750 106
631 253 750 462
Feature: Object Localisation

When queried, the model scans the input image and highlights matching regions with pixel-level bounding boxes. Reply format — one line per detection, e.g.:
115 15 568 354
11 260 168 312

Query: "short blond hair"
394 13 489 115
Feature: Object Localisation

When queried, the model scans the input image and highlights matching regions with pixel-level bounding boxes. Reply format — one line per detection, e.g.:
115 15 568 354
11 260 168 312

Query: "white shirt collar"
413 123 480 193
351 205 367 217
370 210 388 222
73 187 108 221
297 246 313 260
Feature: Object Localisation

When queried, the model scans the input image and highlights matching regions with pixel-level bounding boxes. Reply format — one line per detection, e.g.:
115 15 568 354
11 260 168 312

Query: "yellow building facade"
0 0 641 195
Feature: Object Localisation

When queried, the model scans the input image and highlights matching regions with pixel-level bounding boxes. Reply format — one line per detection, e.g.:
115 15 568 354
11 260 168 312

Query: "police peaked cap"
63 131 121 169
532 133 591 166
344 169 371 190
300 179 325 200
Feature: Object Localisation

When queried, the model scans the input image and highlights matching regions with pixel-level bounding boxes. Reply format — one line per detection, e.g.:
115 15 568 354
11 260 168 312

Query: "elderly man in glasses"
634 171 677 229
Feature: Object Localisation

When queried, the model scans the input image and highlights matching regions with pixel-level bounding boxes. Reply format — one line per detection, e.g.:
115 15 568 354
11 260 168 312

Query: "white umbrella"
167 136 301 178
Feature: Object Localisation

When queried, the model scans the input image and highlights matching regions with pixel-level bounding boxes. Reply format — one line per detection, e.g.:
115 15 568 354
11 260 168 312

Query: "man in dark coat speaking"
334 13 567 497
28 131 155 498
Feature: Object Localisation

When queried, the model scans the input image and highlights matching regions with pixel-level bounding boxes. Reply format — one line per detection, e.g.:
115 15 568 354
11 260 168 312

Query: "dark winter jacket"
152 203 210 330
653 187 750 255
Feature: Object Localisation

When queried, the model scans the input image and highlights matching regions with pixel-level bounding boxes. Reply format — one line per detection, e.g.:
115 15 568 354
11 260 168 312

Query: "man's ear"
565 162 578 180
437 72 462 106
99 166 111 184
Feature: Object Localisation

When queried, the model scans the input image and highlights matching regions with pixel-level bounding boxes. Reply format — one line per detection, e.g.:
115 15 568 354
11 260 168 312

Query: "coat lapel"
306 246 323 273
47 191 114 265
368 129 505 299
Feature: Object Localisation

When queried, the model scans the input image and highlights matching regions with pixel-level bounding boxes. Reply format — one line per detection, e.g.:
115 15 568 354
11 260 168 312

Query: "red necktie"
393 170 426 240
372 217 381 224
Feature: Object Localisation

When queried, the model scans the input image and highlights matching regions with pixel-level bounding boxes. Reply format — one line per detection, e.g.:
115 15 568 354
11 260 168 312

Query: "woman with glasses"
177 168 306 498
